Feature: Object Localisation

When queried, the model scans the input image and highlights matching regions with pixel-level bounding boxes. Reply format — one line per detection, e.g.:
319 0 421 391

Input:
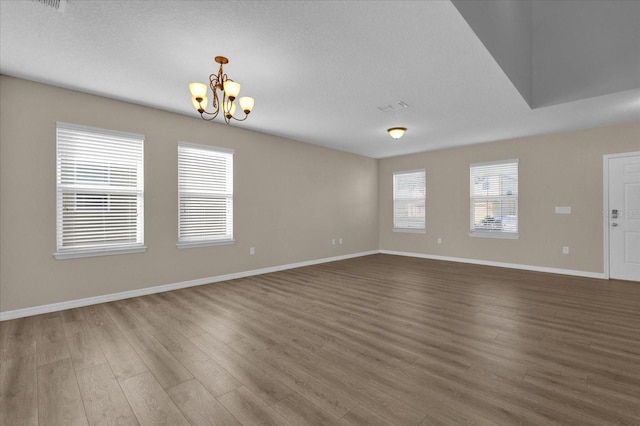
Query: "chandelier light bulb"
223 80 241 100
387 127 407 139
223 100 237 118
191 96 208 112
239 96 255 113
189 82 207 99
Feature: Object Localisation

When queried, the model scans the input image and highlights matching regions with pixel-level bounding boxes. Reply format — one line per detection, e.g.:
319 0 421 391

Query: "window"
177 143 234 248
393 169 426 232
470 159 518 238
55 123 145 259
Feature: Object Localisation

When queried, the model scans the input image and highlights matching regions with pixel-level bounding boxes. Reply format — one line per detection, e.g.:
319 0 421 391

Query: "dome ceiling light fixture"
189 56 255 124
387 127 407 140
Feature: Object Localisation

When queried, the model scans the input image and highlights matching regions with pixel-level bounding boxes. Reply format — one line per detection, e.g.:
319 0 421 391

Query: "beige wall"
379 121 640 273
0 76 379 312
2 74 638 314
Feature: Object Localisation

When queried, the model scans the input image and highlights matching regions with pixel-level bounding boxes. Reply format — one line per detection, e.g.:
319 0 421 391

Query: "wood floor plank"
155 291 244 344
76 363 138 426
0 353 38 426
0 316 36 361
143 325 240 397
61 308 86 323
167 379 240 426
525 368 639 423
339 404 400 426
217 386 293 426
63 319 108 372
103 301 141 331
189 287 281 349
91 318 148 381
140 293 209 338
120 325 193 389
2 254 639 425
267 341 427 425
229 337 358 419
37 358 88 426
272 391 340 426
0 317 38 425
190 332 295 406
119 371 189 426
79 304 112 328
35 315 70 366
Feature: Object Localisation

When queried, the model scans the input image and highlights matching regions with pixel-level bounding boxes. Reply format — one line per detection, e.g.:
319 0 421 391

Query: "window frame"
177 142 235 249
54 122 146 260
393 168 426 233
469 159 519 239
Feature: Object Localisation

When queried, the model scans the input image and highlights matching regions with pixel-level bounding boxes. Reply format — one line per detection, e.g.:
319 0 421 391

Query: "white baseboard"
379 250 607 279
0 250 378 321
0 249 607 321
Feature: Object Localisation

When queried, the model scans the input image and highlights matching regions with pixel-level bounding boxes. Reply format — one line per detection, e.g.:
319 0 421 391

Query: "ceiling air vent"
33 0 67 12
377 101 409 113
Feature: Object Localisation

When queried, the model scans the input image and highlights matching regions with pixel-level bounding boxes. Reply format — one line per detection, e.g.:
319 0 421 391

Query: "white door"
609 154 640 281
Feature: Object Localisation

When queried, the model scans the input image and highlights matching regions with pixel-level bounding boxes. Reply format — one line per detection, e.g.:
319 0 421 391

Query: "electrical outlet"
249 247 255 255
338 238 343 245
437 237 442 244
562 246 569 254
332 239 336 245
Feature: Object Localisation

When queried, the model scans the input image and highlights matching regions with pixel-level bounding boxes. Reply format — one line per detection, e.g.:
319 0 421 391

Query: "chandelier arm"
229 112 249 122
209 73 220 93
209 74 218 106
222 91 235 125
199 112 219 121
196 104 221 120
196 73 222 119
212 84 220 111
196 104 220 120
216 63 230 91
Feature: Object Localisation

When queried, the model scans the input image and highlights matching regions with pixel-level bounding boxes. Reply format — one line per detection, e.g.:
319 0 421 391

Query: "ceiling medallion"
189 56 255 124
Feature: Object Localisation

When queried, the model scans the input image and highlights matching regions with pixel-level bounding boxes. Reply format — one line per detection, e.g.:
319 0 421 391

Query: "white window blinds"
393 169 426 231
178 143 234 247
55 122 145 259
470 159 518 236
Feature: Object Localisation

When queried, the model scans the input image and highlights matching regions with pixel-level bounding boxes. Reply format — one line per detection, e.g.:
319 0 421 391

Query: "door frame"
602 151 640 279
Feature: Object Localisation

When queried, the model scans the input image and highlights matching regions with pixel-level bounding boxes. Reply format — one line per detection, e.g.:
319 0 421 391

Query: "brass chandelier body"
189 56 254 124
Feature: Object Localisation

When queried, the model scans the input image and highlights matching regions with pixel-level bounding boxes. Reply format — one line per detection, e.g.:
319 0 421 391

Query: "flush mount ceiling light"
189 56 255 124
387 127 407 139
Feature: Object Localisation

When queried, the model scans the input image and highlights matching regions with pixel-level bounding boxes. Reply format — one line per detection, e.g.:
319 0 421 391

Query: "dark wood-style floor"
1 254 639 425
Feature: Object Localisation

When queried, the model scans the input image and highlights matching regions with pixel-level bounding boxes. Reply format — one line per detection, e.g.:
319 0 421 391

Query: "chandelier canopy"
189 56 255 124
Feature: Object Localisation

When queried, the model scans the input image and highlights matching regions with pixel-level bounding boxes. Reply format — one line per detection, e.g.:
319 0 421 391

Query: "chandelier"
189 56 255 124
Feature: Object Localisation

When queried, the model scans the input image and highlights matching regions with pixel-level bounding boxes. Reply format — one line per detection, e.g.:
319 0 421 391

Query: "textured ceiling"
1 0 639 159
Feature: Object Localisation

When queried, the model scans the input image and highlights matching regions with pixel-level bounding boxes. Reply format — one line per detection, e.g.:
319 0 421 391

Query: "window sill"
393 228 426 234
177 239 235 249
469 232 519 240
54 246 147 260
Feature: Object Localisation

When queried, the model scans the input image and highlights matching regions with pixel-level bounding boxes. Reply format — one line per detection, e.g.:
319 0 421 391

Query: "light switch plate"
555 206 571 214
